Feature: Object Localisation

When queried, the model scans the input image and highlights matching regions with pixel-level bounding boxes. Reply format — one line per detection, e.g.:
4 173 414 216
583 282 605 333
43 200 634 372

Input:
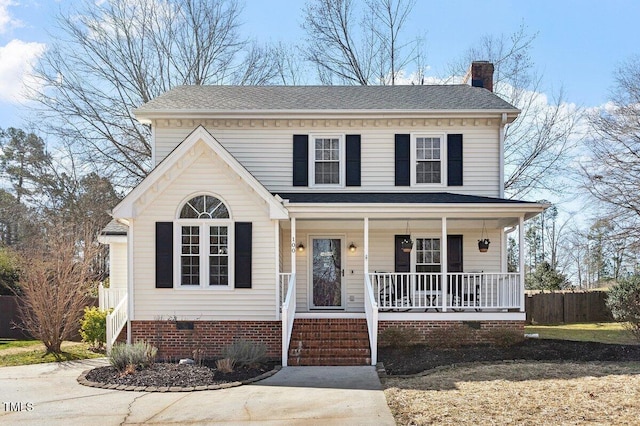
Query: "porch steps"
287 319 371 366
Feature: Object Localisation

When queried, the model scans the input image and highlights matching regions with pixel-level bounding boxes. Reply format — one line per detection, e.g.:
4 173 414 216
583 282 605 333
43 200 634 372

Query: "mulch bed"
85 361 279 388
379 338 640 375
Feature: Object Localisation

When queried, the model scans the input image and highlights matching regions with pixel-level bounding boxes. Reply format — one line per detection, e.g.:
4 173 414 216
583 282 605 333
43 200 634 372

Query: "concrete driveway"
0 359 395 425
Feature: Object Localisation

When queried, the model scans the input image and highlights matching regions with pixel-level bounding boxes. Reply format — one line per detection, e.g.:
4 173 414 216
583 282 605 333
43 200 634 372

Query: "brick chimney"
468 61 494 92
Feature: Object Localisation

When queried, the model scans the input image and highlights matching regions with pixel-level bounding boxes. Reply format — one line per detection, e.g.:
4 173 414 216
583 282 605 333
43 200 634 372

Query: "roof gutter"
133 109 520 125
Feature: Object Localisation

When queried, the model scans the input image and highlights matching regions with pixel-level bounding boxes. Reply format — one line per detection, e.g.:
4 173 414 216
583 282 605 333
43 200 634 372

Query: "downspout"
499 113 507 199
126 218 134 344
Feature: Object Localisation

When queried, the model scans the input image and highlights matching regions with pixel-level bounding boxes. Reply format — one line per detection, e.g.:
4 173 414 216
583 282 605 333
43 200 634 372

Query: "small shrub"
109 341 158 373
607 276 640 341
216 357 235 373
379 327 421 348
428 325 476 349
221 339 267 367
79 307 108 350
484 328 525 347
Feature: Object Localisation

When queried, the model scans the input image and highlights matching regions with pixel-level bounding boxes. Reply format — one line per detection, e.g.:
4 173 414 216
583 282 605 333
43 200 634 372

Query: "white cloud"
0 0 21 34
0 39 46 103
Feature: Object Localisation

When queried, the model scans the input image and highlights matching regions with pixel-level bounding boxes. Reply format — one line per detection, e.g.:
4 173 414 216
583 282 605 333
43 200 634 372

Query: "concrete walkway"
0 359 395 425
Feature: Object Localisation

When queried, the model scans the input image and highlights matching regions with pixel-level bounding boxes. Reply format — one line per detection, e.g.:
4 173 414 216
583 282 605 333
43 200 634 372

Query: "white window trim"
309 134 346 188
173 193 235 290
174 220 234 290
411 235 442 273
411 133 447 187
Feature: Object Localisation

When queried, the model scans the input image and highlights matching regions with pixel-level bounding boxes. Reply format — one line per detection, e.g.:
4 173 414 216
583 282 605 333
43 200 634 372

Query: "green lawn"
0 339 104 367
525 322 638 345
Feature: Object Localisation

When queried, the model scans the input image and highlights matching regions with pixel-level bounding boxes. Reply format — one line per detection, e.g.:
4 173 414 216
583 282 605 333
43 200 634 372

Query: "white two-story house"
100 62 546 366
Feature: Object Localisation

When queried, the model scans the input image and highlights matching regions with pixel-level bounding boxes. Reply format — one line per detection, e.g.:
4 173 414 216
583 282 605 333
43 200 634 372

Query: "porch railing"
364 274 378 365
279 272 292 308
281 273 296 367
98 284 127 310
368 272 522 311
106 295 128 354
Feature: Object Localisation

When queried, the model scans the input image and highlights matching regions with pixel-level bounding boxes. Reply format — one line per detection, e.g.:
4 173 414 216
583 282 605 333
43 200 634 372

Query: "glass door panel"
311 238 343 308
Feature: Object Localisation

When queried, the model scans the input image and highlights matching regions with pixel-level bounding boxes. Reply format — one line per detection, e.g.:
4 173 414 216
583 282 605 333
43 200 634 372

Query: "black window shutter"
346 134 361 186
293 135 309 187
155 222 173 288
395 134 410 186
447 134 463 186
234 222 252 288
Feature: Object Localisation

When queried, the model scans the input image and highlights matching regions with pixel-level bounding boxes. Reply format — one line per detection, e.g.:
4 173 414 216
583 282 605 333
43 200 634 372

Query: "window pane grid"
181 226 200 285
314 137 340 185
209 226 229 286
416 137 442 184
416 238 441 273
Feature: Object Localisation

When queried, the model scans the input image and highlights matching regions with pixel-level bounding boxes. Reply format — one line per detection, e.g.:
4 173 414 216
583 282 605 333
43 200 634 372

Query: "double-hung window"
176 194 232 288
415 238 441 273
311 135 344 186
413 135 445 185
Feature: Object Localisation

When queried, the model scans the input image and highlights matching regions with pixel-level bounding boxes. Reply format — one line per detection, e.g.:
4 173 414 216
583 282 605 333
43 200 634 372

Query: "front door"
311 237 344 309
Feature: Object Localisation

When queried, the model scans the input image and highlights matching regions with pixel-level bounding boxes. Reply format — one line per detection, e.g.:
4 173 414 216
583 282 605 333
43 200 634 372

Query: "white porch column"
291 217 296 276
441 217 448 312
274 221 280 319
364 217 369 274
519 215 525 312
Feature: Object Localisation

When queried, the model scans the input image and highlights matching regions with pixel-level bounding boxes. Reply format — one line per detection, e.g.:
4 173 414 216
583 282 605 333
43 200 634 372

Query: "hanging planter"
401 221 413 253
401 238 414 253
478 238 490 252
478 220 490 253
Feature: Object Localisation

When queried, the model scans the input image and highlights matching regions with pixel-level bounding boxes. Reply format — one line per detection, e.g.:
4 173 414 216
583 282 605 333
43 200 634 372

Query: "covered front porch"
276 193 547 365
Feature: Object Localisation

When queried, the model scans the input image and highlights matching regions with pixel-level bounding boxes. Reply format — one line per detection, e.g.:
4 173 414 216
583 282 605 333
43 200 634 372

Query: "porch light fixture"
401 221 413 253
478 220 490 253
349 242 357 253
297 242 305 252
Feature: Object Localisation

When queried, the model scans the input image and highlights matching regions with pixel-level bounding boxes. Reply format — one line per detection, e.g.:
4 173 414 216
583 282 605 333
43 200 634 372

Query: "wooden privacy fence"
525 291 612 324
0 296 98 339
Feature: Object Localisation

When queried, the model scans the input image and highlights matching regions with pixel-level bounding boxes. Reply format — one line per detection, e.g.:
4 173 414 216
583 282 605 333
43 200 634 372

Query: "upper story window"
176 194 232 288
414 135 444 185
311 135 344 187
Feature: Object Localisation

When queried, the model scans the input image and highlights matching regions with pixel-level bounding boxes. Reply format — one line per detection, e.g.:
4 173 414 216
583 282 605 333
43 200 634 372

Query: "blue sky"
0 0 639 128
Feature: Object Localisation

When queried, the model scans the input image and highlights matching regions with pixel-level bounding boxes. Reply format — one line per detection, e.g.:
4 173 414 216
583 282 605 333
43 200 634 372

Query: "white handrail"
279 273 292 308
281 273 296 366
368 272 522 311
364 274 378 365
106 295 128 354
98 284 127 311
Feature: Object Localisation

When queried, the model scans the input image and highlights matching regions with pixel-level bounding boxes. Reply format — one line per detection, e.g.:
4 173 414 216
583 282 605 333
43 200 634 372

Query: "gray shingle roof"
274 192 535 204
100 219 128 236
135 85 518 116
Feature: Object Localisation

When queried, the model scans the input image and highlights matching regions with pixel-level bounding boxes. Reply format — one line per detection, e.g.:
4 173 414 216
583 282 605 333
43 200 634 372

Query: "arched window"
179 195 229 219
177 195 231 288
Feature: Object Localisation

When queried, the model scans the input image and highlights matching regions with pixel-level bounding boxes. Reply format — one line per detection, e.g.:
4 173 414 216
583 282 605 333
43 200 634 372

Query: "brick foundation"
130 320 282 360
378 320 525 346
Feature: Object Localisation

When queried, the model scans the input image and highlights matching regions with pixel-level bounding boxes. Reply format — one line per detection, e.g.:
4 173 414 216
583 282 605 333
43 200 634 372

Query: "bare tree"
30 0 276 186
16 224 98 355
583 56 640 244
301 0 423 85
449 25 581 198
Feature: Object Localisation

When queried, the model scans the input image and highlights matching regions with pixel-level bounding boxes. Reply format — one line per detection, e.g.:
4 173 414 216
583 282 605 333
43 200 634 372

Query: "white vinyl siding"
108 242 128 289
131 152 277 321
153 122 501 197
